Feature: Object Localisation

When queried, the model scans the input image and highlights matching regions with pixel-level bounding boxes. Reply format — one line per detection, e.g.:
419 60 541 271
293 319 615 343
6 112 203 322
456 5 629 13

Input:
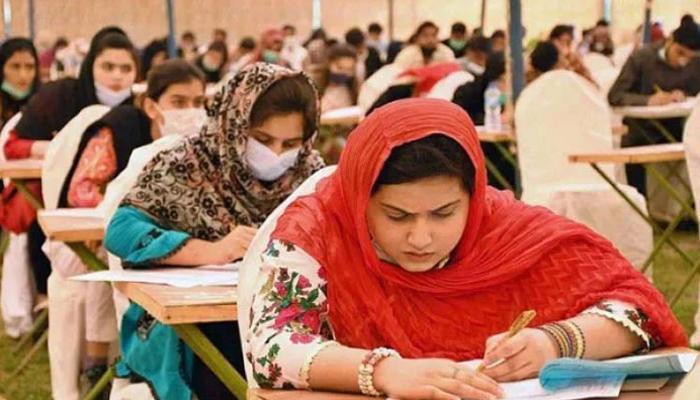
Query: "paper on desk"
459 360 623 400
70 265 239 288
41 207 104 218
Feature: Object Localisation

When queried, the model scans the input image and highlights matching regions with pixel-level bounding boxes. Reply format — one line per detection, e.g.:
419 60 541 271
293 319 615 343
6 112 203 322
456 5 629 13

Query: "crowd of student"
0 14 697 400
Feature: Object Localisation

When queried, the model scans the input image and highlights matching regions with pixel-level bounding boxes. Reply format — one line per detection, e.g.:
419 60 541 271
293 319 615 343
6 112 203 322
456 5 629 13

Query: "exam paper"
459 360 623 400
71 264 240 288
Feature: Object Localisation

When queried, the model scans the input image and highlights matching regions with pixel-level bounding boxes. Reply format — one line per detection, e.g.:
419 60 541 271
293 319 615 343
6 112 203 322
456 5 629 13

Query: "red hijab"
272 98 687 359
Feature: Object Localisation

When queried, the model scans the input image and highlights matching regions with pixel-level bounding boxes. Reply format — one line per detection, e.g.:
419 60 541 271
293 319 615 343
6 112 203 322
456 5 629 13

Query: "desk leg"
589 163 694 268
11 178 43 209
172 323 248 400
82 366 114 400
66 242 108 272
645 164 697 223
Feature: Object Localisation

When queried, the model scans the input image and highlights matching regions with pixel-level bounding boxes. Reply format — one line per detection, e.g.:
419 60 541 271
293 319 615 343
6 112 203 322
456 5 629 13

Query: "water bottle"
484 82 502 132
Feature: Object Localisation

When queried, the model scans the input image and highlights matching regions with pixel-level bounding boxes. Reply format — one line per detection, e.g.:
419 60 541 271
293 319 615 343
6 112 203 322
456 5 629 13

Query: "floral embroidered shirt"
247 239 663 390
67 127 117 208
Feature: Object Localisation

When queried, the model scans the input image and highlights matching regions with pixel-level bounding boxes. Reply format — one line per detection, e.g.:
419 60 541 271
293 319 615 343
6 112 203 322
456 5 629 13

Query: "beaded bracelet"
358 347 401 396
537 321 585 358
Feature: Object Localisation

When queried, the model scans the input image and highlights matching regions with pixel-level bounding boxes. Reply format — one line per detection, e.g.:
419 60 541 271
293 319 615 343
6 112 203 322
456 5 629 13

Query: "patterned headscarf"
122 63 325 240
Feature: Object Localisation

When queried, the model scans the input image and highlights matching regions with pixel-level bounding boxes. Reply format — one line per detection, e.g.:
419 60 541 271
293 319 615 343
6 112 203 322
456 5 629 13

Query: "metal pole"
165 0 177 58
3 0 12 38
642 0 652 44
603 0 611 23
388 0 394 41
312 0 322 30
28 0 35 41
480 0 487 32
507 0 524 101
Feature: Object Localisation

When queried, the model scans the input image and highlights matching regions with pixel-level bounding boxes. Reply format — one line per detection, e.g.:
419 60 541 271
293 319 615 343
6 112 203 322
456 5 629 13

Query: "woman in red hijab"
246 98 686 399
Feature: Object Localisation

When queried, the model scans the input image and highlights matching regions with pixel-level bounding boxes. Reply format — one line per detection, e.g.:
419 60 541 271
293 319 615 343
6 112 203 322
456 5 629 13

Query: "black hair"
549 24 574 40
207 40 229 65
324 45 359 101
328 44 358 62
283 24 296 34
0 37 41 96
182 31 195 41
214 28 227 40
54 37 68 49
304 28 328 47
369 23 383 34
673 18 700 50
451 22 467 35
483 51 505 85
596 19 610 28
372 134 476 195
531 41 559 73
140 38 168 79
240 37 257 51
345 28 365 47
491 30 506 40
145 58 205 102
90 32 140 78
466 35 491 54
250 75 318 140
681 14 696 27
416 21 439 36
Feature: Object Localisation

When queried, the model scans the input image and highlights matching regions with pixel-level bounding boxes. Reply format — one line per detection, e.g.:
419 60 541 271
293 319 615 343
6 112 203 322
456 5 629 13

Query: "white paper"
70 264 240 288
459 360 623 400
40 207 105 219
616 98 696 119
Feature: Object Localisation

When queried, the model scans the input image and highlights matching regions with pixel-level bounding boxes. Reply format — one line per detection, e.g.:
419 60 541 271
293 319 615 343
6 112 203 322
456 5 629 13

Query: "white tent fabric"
516 70 652 272
0 112 35 339
427 70 474 100
237 166 336 387
681 97 700 347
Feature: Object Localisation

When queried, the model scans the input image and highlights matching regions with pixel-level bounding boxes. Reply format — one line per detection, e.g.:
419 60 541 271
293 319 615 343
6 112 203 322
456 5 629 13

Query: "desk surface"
114 282 238 325
37 209 105 242
569 143 685 165
476 126 515 142
0 158 43 179
614 99 695 119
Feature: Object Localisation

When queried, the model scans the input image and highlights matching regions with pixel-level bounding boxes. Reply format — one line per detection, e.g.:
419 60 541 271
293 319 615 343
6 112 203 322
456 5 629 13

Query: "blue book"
540 353 697 390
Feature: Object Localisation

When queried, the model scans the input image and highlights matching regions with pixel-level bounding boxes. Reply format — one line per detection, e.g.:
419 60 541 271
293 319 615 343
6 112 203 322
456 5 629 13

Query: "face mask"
262 50 280 63
201 57 221 72
156 105 207 137
1 80 32 100
420 45 437 59
95 82 132 107
246 137 300 181
328 72 353 85
448 38 467 50
465 60 486 76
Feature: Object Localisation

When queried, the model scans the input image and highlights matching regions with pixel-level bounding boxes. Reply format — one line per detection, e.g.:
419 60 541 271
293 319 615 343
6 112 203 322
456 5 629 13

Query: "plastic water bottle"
484 82 502 132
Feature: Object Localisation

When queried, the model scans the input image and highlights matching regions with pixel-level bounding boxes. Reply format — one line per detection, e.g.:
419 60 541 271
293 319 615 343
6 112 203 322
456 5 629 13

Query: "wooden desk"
475 126 515 143
613 125 629 136
569 143 685 165
0 158 43 179
614 98 695 120
38 209 105 242
114 282 238 324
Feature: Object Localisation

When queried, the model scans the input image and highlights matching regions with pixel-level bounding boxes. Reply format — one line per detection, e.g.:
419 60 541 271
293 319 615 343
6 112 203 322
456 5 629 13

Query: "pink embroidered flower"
296 275 311 290
290 333 316 344
272 303 302 329
274 281 288 298
318 267 327 280
300 309 321 332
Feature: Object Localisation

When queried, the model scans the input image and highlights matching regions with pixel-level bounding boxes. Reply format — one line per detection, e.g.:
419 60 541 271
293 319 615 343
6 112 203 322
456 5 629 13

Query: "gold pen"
476 310 537 372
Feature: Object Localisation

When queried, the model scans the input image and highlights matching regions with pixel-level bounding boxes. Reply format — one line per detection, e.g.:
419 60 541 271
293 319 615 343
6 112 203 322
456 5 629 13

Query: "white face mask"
245 137 300 182
95 82 132 107
156 106 207 137
465 60 485 76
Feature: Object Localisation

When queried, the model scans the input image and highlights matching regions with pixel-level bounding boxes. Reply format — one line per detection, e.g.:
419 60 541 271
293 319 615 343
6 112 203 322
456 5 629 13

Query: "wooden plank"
0 159 43 179
114 282 238 325
475 126 515 143
569 143 685 165
37 210 105 242
612 124 629 136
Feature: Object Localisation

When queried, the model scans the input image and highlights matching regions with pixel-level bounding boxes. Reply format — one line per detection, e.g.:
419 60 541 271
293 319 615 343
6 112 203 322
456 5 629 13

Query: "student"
462 35 491 76
394 21 455 69
320 45 359 112
453 52 515 190
549 25 597 86
344 28 382 83
0 36 41 339
490 30 506 53
590 19 614 57
527 41 597 88
281 24 308 71
178 31 198 63
246 98 686 398
367 22 389 61
195 40 228 83
3 27 139 400
443 22 469 58
140 37 168 81
609 18 700 196
236 29 291 72
104 63 325 400
0 38 41 126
